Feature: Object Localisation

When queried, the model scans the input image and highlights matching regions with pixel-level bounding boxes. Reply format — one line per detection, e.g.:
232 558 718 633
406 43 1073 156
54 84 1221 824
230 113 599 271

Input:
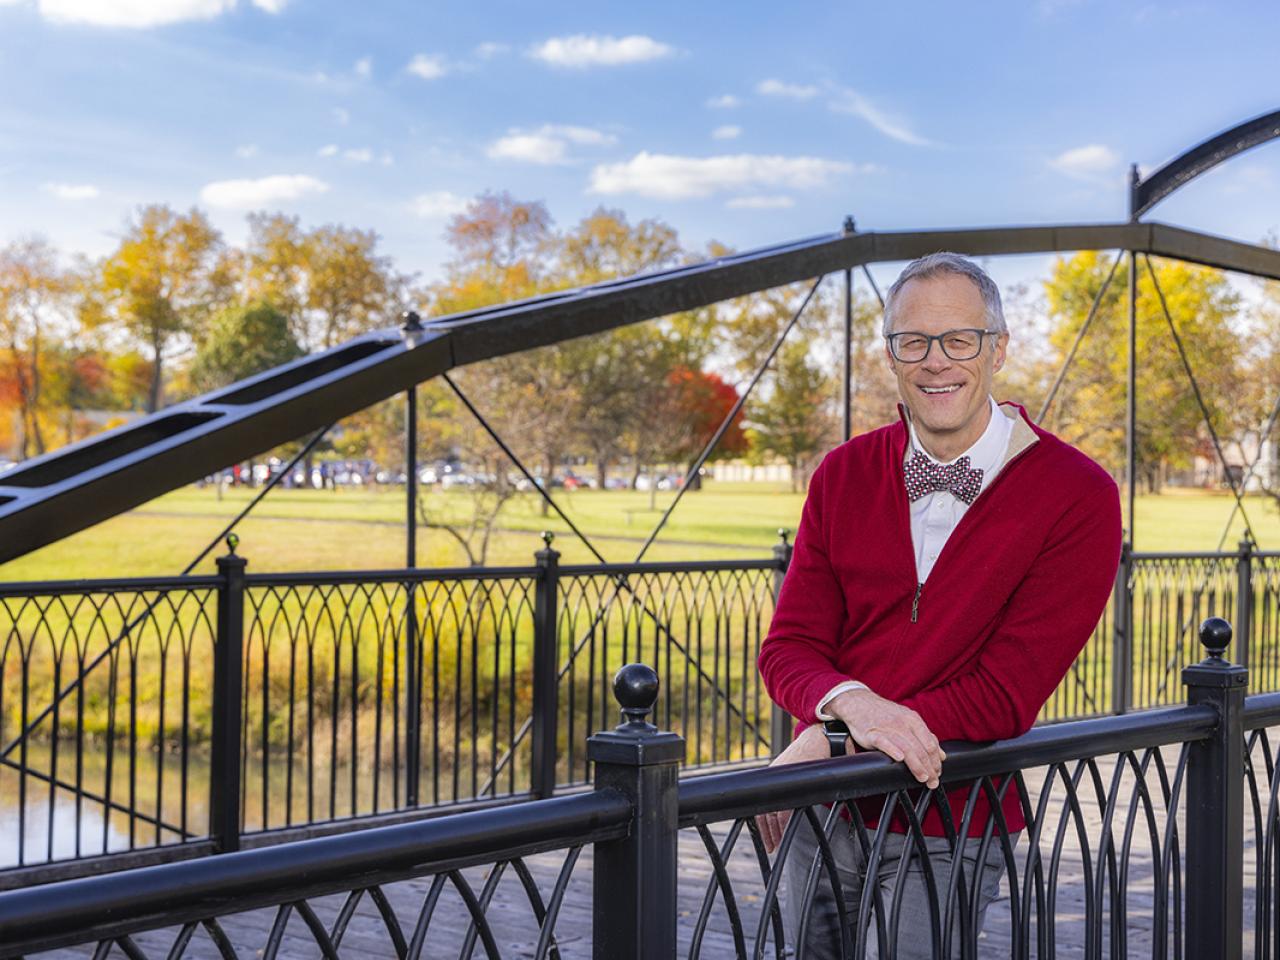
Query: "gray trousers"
782 805 1011 960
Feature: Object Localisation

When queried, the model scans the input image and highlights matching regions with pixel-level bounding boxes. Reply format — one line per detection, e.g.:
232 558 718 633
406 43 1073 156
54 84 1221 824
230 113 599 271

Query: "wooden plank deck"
28 749 1274 959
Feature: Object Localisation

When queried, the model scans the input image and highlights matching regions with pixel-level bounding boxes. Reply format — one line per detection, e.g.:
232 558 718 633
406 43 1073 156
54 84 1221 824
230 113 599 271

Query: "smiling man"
757 252 1121 959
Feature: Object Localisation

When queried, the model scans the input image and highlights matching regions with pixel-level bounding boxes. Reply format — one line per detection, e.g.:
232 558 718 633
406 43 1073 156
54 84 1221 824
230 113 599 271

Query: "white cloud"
727 195 794 210
42 182 99 200
353 56 372 79
1050 143 1120 180
234 143 259 159
828 87 932 146
380 152 394 166
410 190 468 219
712 125 741 141
706 94 740 109
37 0 230 26
317 144 339 157
475 41 509 59
332 107 350 126
406 53 447 80
35 0 282 26
487 124 617 165
757 78 819 100
200 174 329 209
342 147 373 163
530 34 674 69
589 152 858 200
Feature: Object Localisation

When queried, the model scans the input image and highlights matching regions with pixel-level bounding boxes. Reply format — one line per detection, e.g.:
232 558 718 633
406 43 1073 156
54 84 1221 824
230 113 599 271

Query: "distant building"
707 459 793 484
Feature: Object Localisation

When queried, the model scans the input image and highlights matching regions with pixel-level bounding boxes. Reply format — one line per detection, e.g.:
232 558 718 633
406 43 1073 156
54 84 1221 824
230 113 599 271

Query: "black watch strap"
823 719 851 757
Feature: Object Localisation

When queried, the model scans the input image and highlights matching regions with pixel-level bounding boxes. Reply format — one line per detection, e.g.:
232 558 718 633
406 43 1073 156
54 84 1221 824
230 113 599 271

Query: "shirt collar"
907 396 1012 474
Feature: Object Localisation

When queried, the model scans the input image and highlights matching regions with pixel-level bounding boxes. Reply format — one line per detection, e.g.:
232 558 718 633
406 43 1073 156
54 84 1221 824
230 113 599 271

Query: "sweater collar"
896 399 1039 473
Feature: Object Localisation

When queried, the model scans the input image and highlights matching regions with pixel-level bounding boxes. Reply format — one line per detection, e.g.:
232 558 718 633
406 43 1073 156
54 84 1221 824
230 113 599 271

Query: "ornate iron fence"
9 540 1280 890
0 622 1271 960
0 542 780 884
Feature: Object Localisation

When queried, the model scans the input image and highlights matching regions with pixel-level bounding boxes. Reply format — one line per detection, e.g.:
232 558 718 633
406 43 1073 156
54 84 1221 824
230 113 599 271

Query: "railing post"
1112 538 1133 714
1236 536 1253 679
211 536 246 853
531 532 561 799
589 664 684 960
404 578 421 807
1183 616 1247 960
770 529 794 757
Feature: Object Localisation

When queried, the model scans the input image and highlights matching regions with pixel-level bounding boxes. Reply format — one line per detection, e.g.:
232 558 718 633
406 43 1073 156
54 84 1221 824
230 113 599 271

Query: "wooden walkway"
30 751 1272 959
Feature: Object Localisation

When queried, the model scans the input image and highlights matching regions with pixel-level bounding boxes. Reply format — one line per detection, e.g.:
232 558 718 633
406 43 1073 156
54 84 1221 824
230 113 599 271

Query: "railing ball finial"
777 528 790 546
1199 616 1233 660
225 532 239 555
613 663 659 729
401 310 424 332
541 530 555 546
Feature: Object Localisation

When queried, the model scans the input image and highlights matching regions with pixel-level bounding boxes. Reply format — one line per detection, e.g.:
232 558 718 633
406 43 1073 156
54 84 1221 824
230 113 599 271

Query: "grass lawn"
1 482 1278 582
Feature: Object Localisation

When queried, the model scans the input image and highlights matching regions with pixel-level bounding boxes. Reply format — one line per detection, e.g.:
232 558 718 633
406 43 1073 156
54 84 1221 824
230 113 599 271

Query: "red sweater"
758 402 1121 835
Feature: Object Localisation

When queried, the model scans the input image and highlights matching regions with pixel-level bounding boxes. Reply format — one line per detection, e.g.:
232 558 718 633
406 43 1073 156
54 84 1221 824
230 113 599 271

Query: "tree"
188 302 304 393
303 224 406 350
91 205 230 412
243 212 308 325
447 191 553 276
557 206 680 284
240 213 408 352
554 208 697 488
1043 252 1242 490
750 338 838 492
625 366 747 502
0 237 75 458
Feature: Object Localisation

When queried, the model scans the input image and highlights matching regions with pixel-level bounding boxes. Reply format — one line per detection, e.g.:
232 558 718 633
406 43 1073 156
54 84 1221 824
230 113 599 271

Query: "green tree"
91 205 231 412
188 302 304 393
750 337 838 492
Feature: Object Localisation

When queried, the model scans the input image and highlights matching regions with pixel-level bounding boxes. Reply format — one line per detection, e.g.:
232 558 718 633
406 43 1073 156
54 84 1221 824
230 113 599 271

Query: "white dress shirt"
814 397 1014 720
908 396 1013 582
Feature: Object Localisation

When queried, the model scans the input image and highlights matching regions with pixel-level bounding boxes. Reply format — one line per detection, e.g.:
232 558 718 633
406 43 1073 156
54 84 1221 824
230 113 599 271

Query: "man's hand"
828 687 945 790
755 724 831 853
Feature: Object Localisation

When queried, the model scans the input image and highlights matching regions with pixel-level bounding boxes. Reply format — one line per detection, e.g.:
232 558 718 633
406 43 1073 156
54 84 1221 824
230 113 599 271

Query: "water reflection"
0 738 488 870
0 795 132 868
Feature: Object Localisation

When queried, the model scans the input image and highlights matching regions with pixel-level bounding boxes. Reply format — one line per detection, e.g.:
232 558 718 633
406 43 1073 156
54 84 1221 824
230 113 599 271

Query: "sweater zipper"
905 436 1037 626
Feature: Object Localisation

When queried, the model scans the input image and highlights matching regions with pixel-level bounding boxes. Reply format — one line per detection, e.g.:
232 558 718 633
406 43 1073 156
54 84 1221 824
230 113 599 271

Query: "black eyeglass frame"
885 328 1002 363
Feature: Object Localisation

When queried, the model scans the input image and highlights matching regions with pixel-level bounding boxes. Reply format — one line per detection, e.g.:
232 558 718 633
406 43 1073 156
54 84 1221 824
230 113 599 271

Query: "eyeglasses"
886 328 998 363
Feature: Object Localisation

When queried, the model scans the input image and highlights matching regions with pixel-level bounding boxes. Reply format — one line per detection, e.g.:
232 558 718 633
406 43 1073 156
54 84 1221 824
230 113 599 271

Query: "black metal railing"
0 620 1270 960
9 538 1280 888
0 539 779 883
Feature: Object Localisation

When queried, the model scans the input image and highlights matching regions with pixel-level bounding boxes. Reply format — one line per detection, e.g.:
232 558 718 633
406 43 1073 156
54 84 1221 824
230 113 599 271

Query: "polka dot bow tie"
903 451 984 505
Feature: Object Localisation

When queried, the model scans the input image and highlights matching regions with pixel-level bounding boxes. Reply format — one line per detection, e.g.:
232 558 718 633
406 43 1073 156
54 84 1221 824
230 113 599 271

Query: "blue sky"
2 0 1279 294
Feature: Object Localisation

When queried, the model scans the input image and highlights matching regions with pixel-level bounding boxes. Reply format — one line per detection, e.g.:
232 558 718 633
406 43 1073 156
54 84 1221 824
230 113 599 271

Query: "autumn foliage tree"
0 237 75 458
749 338 838 492
90 205 232 412
1043 251 1242 489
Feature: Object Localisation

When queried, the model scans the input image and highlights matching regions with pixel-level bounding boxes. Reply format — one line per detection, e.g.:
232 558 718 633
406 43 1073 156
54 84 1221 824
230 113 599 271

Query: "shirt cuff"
815 680 869 721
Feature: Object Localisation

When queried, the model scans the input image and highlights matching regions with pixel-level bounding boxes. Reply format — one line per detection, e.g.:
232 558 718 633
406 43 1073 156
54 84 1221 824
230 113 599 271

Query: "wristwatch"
823 719 851 757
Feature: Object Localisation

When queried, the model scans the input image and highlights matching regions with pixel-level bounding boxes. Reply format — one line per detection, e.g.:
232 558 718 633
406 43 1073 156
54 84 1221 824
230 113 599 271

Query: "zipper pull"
911 583 922 623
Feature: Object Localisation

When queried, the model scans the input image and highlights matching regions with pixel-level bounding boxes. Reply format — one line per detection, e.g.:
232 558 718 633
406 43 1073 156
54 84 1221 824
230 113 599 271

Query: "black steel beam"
4 221 1280 565
1133 109 1280 219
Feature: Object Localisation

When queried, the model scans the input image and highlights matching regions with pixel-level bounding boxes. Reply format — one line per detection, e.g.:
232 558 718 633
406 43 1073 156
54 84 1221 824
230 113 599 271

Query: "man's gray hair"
881 252 1007 337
